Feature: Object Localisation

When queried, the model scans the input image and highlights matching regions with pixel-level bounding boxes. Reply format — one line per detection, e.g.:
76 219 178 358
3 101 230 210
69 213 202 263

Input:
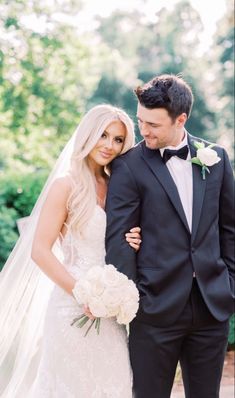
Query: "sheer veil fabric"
0 132 76 397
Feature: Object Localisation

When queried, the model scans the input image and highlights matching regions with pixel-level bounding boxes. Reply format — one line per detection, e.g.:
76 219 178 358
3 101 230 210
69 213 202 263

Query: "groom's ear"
176 113 187 128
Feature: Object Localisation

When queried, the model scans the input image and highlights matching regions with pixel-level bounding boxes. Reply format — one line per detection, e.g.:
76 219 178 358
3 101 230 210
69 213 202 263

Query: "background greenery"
0 0 234 343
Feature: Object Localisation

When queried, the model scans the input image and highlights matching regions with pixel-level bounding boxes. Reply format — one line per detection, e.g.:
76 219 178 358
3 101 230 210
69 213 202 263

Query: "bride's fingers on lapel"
127 236 142 243
126 232 141 239
128 237 142 245
129 242 140 251
129 227 141 233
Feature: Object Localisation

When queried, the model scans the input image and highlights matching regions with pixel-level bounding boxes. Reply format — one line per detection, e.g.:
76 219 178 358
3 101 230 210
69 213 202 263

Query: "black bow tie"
162 145 189 163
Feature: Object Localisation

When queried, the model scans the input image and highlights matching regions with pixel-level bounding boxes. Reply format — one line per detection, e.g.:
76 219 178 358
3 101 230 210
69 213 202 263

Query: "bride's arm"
31 176 76 296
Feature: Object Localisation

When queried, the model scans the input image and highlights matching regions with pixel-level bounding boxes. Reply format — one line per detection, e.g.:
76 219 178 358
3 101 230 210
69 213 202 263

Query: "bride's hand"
83 305 95 320
125 227 141 251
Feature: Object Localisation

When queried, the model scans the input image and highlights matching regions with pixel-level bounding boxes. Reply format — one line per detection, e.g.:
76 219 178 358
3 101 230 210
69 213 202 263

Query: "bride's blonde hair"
68 104 135 233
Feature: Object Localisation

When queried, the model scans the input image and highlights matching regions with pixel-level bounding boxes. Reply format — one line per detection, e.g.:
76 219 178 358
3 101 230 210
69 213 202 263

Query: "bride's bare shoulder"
48 175 73 201
54 175 73 188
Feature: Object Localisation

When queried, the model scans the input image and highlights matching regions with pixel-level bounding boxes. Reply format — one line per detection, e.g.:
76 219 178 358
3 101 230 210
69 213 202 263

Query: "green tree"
209 0 234 163
0 0 98 173
91 2 216 140
0 170 48 269
0 0 103 268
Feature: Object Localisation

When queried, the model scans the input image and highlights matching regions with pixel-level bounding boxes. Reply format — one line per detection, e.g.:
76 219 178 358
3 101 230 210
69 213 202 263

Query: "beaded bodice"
61 205 106 279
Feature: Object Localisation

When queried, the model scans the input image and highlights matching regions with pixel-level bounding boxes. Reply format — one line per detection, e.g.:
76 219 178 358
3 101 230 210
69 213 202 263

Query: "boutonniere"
191 141 221 179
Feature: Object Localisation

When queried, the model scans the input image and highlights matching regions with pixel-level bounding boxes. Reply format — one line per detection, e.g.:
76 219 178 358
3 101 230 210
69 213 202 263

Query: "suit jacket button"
191 247 195 253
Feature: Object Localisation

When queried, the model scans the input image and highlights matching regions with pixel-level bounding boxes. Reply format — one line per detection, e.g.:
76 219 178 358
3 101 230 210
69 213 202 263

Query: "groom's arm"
219 148 235 296
105 156 140 282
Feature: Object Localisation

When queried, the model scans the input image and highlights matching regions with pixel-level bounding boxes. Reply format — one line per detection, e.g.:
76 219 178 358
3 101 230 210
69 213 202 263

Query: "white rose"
102 264 123 287
88 297 108 318
116 300 138 324
72 279 91 305
89 279 105 298
118 272 128 283
102 287 123 309
116 291 139 325
120 280 139 302
116 307 131 325
105 305 120 317
86 266 104 282
197 147 221 167
123 299 139 316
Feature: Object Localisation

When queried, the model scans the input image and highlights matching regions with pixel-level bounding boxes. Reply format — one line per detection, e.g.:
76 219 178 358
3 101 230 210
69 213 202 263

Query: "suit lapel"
188 135 207 242
140 142 190 233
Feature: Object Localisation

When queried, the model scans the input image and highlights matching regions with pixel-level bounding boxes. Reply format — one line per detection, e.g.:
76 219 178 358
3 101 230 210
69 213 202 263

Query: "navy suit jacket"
105 134 235 326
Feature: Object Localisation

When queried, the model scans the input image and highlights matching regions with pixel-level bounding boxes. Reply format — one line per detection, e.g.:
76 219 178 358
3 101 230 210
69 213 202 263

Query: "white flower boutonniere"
191 141 221 180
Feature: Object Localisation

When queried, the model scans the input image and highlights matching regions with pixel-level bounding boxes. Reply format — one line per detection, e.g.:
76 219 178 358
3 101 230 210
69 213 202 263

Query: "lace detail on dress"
61 205 106 279
29 205 133 398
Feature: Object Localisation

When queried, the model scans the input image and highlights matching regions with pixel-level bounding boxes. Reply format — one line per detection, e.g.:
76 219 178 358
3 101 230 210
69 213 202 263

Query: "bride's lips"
99 151 113 159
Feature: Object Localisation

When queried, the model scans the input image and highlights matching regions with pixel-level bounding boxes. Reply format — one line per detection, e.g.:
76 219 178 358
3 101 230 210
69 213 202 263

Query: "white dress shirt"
160 132 193 232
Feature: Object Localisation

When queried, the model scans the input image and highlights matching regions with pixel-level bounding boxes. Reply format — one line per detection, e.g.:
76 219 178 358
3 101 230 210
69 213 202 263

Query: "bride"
0 104 141 397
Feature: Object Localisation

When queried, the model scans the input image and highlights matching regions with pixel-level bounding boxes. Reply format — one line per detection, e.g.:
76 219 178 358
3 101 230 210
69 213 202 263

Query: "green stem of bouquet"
71 314 101 336
95 318 101 334
79 316 91 328
70 314 88 327
84 318 96 337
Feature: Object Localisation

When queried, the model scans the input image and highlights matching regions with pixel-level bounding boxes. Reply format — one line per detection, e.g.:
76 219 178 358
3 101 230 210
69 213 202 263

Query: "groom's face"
137 103 186 149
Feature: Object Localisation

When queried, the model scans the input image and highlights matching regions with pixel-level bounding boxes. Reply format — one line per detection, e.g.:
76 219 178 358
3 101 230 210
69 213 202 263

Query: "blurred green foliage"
0 206 18 267
0 171 48 217
0 171 48 269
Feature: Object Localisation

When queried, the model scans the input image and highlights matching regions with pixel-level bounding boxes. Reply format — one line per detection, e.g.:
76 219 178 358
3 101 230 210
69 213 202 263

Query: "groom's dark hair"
134 74 194 121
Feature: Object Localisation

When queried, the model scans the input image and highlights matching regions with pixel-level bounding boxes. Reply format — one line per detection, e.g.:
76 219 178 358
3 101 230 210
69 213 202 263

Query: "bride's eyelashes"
101 132 125 145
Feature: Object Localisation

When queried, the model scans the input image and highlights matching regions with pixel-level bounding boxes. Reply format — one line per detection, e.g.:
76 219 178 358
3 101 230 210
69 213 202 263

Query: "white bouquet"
71 264 139 336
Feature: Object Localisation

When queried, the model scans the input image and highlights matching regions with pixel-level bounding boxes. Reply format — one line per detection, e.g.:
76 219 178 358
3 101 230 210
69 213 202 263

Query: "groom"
105 74 235 398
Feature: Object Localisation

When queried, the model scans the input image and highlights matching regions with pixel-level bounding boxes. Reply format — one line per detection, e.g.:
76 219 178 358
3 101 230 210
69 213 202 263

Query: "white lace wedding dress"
29 205 133 397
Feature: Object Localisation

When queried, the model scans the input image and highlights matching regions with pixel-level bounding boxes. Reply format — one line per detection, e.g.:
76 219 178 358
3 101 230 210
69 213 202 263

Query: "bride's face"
88 120 126 167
